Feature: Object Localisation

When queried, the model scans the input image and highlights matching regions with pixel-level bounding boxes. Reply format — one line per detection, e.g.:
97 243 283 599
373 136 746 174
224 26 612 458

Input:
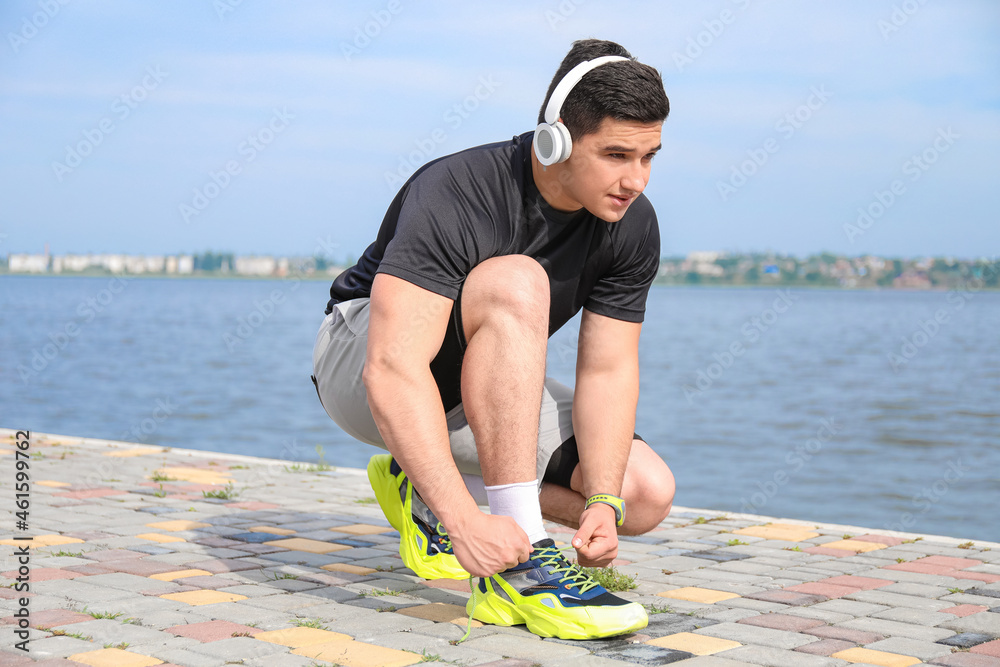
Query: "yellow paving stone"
135 533 186 544
159 590 248 605
821 539 888 553
263 537 351 554
144 519 210 532
0 449 13 456
657 587 741 604
647 632 742 655
68 648 163 667
36 480 72 488
395 603 484 628
0 534 84 548
153 467 233 484
321 563 378 576
254 626 352 647
831 647 921 666
332 524 394 535
732 523 820 542
104 447 162 457
249 525 295 535
293 639 422 667
149 569 212 581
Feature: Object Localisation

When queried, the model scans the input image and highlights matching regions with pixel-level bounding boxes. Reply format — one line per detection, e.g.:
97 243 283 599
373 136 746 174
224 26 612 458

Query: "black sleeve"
584 195 660 323
376 159 499 300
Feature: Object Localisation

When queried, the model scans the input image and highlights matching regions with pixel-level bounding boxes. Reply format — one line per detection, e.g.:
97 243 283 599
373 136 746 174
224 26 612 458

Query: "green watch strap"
585 493 626 527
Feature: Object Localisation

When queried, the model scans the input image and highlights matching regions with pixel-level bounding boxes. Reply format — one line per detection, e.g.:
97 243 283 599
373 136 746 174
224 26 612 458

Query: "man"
312 39 675 640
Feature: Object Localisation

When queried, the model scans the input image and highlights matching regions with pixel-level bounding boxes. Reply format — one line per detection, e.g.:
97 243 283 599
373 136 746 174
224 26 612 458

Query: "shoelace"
431 522 453 553
532 545 601 594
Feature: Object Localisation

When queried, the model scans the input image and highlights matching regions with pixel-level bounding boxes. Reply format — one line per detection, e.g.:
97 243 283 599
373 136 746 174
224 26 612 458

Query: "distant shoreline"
3 271 998 292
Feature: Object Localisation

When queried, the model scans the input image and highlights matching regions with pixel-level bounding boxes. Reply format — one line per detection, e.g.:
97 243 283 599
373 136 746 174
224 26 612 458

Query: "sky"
1 1 998 262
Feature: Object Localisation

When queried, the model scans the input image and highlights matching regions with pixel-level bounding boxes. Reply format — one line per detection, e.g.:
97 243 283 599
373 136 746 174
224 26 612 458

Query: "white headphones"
533 55 628 166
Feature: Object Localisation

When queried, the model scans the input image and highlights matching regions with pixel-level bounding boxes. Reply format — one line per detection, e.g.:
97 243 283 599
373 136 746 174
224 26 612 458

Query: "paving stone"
647 631 741 655
810 599 892 617
794 638 856 656
873 606 954 626
970 638 1000 656
846 589 955 611
940 611 1000 636
829 646 921 666
936 632 997 648
10 635 98 660
805 625 885 644
166 619 261 642
596 643 695 664
864 636 954 660
712 644 846 666
695 622 818 649
737 613 825 632
928 653 1000 667
745 590 828 606
836 617 956 641
783 607 855 625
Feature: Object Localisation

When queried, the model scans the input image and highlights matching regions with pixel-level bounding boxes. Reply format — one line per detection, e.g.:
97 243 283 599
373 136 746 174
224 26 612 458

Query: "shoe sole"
367 454 468 580
468 578 648 640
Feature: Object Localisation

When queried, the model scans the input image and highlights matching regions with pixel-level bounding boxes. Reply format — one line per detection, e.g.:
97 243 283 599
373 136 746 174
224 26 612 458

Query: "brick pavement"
2 429 999 666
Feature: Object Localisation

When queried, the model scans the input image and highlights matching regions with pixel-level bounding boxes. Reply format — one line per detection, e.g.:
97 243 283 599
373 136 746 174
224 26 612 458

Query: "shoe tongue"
531 538 556 549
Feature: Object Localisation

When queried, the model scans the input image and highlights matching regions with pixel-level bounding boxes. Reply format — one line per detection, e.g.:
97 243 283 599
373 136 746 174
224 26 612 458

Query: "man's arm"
364 273 530 576
571 307 642 566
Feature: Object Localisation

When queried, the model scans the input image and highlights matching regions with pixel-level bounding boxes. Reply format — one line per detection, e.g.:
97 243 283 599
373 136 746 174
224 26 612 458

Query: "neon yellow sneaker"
466 538 648 639
366 454 467 580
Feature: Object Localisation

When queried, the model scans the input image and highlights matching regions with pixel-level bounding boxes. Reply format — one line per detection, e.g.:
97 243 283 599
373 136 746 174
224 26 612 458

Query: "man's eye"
609 153 626 159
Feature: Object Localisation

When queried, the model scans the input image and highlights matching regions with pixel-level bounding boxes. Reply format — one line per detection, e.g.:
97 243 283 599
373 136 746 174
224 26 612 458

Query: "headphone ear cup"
551 121 572 163
534 121 573 166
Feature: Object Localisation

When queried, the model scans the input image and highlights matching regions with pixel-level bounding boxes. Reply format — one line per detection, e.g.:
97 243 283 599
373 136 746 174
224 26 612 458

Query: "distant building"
235 256 277 276
177 255 194 274
9 254 49 273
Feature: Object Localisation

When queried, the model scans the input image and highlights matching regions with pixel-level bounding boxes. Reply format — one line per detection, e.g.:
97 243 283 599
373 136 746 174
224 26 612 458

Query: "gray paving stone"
782 607 854 624
155 646 248 666
711 644 847 666
809 599 890 617
872 606 953 626
596 643 694 664
939 611 1000 635
31 579 137 603
698 608 761 622
671 656 757 666
694 622 818 649
464 634 591 662
882 582 955 598
644 556 714 573
836 617 956 641
724 598 793 613
46 618 172 646
8 635 96 660
936 632 997 649
864 636 955 659
243 653 317 667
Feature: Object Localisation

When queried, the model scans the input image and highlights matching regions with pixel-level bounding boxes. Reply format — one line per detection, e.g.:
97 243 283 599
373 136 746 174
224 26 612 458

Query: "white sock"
485 479 548 545
461 473 489 506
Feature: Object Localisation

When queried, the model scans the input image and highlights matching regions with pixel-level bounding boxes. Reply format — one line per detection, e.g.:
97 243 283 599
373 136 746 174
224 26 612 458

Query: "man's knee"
620 441 675 535
463 255 549 336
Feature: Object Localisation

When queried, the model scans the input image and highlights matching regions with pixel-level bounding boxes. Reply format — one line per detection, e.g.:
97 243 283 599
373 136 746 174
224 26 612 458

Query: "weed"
375 565 397 573
377 605 397 613
230 464 248 469
268 572 300 581
104 642 129 650
47 549 83 558
291 618 327 630
784 546 802 552
896 558 906 563
644 603 674 615
842 534 853 540
50 630 93 641
355 497 378 505
203 482 239 500
83 607 123 620
579 565 636 592
957 541 974 549
231 631 254 637
152 484 167 498
948 587 964 594
365 587 403 597
150 470 175 482
726 539 747 546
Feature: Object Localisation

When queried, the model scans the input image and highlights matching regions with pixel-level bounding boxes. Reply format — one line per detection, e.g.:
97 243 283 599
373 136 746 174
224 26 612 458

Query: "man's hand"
450 513 533 578
571 502 619 567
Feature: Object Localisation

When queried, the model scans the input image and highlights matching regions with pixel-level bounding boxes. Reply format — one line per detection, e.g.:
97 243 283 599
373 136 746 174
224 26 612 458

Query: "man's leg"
458 255 548 486
538 439 675 535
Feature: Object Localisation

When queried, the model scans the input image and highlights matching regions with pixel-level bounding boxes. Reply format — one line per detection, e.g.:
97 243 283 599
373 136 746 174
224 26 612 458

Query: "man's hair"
537 39 669 140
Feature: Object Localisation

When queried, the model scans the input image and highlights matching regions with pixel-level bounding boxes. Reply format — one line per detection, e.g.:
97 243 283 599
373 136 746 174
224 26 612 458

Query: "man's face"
560 118 662 223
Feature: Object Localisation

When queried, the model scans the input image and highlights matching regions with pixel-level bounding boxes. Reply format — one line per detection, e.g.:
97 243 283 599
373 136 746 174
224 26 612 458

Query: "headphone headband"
542 55 628 125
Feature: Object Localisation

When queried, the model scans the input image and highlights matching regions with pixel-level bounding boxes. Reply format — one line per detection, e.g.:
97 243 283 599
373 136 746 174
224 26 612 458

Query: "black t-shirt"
326 131 660 336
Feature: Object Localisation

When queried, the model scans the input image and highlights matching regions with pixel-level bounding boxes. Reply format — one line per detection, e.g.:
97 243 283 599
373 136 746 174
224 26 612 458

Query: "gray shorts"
311 297 575 481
